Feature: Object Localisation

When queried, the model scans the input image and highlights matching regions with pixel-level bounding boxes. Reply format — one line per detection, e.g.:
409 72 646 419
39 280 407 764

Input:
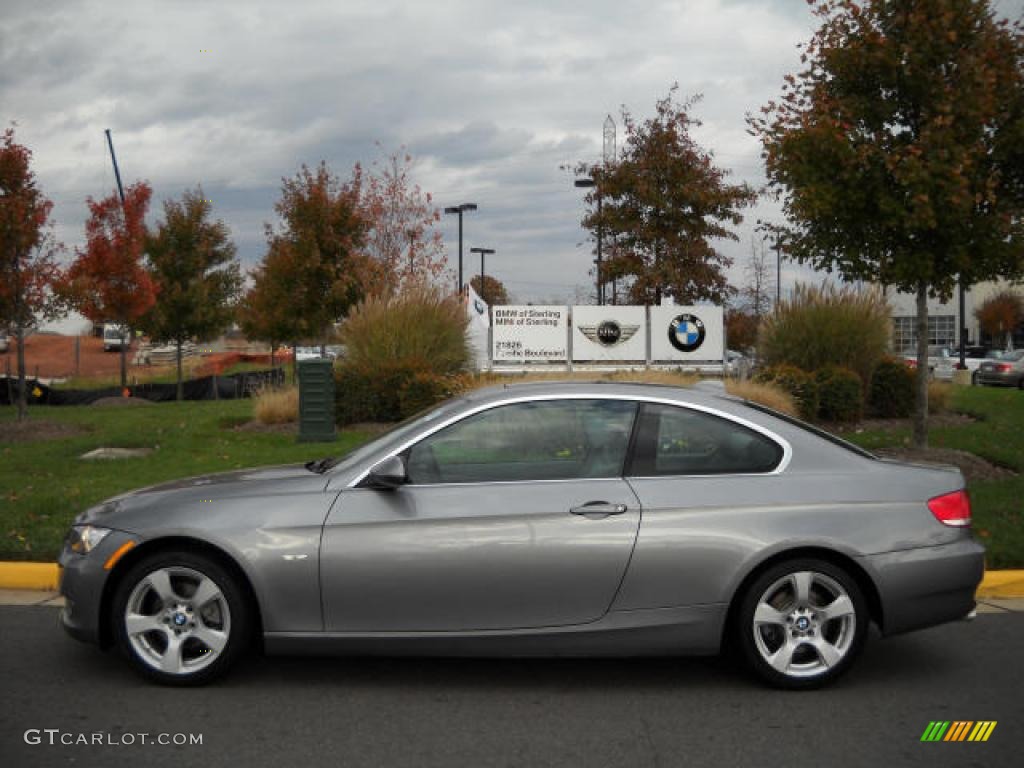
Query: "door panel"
320 479 640 632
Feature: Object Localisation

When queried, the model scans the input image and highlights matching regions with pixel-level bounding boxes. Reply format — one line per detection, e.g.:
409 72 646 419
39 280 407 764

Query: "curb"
0 562 61 591
1 561 1023 597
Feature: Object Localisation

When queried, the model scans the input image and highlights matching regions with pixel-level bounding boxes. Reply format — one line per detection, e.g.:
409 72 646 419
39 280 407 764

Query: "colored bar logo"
921 721 997 742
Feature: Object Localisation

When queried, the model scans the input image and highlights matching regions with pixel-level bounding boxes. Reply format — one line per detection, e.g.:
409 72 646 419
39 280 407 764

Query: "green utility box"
297 358 337 443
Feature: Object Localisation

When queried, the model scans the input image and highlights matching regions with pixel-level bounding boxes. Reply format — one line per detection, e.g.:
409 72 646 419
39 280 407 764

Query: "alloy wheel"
124 566 231 675
751 570 857 679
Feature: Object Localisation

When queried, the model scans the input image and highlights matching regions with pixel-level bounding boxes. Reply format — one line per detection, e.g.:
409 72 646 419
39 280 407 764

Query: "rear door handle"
570 501 628 517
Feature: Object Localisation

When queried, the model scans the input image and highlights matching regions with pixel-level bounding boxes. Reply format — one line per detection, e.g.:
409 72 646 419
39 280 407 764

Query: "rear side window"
629 403 783 476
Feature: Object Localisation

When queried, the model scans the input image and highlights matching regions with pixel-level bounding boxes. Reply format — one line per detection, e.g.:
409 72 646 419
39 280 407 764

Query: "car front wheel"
112 552 251 685
736 559 868 689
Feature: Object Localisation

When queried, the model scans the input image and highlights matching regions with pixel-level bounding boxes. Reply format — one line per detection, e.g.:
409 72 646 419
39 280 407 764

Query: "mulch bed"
832 412 977 434
0 419 90 443
874 447 1016 483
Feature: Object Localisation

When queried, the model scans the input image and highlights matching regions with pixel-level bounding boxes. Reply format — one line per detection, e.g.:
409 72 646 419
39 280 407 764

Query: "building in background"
884 280 1024 355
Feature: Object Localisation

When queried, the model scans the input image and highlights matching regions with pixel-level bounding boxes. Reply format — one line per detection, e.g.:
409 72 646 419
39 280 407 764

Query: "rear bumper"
860 537 985 636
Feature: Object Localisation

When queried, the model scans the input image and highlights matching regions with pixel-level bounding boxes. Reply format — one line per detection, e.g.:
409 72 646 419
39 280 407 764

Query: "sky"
2 0 1022 321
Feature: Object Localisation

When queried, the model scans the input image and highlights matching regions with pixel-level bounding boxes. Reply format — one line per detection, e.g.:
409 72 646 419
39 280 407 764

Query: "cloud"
6 0 1018 304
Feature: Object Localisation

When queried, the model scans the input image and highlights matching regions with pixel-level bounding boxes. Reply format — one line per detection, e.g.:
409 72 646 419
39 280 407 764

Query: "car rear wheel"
112 552 251 685
736 559 868 689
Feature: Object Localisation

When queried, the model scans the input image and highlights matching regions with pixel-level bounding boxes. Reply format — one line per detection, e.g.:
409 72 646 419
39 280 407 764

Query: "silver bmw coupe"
59 381 984 688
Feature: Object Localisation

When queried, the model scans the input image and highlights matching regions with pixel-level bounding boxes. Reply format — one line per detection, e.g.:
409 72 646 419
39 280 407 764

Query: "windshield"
309 396 469 474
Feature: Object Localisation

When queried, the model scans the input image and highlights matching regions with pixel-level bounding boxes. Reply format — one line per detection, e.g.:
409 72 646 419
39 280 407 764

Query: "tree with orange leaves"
0 127 65 420
63 182 156 387
975 290 1024 351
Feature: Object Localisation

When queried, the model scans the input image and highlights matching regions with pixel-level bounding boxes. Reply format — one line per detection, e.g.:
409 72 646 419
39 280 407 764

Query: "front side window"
629 403 783 476
405 399 637 484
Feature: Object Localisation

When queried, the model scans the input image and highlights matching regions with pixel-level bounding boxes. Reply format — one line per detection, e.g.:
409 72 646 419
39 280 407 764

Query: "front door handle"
570 501 628 517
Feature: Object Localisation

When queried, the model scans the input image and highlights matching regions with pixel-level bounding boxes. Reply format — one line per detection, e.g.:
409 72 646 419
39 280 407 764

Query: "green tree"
267 162 367 345
237 238 308 372
751 0 1024 447
142 187 242 400
573 87 756 305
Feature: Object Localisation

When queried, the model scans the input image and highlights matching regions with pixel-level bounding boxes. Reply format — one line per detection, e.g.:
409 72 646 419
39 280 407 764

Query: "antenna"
603 114 616 165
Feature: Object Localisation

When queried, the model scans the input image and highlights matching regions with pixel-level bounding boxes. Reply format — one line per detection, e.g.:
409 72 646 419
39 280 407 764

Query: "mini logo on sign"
668 313 705 352
579 321 640 347
473 299 486 315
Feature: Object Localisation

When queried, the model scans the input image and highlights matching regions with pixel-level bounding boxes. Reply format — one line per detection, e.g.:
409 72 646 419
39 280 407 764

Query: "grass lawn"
0 400 370 562
842 385 1024 569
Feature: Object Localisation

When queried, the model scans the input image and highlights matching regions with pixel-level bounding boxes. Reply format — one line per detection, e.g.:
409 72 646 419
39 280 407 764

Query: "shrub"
868 358 915 418
724 380 799 418
754 364 820 421
758 282 891 386
927 381 952 415
398 371 466 417
334 358 428 425
253 386 298 424
340 282 470 375
814 365 863 423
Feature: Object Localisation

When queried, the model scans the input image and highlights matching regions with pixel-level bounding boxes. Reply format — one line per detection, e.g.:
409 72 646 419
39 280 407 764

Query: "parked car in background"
294 346 338 362
59 382 983 689
974 349 1024 389
724 349 752 378
102 325 131 352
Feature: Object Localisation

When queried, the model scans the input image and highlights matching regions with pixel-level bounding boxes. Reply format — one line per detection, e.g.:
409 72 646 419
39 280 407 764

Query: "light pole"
470 247 495 300
574 178 603 305
444 203 478 295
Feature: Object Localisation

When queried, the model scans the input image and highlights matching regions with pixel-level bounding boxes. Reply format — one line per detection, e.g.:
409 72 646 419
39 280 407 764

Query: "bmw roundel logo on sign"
668 313 705 353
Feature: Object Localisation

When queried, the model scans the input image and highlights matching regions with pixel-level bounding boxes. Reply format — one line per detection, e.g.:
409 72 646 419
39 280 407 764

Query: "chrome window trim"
347 393 793 488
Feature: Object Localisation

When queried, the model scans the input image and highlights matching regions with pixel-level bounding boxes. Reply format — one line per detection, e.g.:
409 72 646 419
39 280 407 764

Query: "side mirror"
362 455 407 490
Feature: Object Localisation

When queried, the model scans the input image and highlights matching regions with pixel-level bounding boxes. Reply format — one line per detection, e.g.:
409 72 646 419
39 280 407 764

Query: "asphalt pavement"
1 604 1022 768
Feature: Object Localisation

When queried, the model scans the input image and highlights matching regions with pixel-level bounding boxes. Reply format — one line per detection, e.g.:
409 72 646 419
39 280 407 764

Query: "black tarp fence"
0 368 285 406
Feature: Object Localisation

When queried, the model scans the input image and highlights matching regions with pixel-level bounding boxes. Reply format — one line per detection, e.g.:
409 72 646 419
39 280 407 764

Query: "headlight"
66 525 112 554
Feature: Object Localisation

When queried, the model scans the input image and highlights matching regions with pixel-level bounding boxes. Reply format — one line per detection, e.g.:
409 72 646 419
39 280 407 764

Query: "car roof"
463 379 731 409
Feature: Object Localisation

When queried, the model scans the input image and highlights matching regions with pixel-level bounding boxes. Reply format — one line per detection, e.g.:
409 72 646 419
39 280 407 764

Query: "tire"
735 558 868 690
111 551 252 686
971 371 979 386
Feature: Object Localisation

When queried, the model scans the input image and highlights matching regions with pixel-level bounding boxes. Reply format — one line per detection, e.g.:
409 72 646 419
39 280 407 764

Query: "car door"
320 397 641 632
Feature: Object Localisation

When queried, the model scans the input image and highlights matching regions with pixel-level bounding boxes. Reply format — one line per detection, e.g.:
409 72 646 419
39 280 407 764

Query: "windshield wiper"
304 457 334 474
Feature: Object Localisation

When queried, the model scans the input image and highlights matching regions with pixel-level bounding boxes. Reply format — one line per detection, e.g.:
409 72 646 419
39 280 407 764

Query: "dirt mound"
0 419 89 443
91 396 155 407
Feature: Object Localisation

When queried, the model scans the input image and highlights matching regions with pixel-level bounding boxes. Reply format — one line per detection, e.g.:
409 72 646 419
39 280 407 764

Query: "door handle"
570 501 628 517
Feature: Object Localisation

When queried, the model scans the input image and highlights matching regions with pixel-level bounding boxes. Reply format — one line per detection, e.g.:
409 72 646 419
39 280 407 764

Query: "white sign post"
648 305 725 363
492 306 569 363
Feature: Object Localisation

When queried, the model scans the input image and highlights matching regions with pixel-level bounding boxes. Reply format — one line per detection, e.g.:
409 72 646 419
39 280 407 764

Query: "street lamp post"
574 178 602 305
470 247 495 300
444 203 478 295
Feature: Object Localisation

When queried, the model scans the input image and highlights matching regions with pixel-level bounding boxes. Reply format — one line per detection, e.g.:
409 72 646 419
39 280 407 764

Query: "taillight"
927 490 972 527
996 363 1012 372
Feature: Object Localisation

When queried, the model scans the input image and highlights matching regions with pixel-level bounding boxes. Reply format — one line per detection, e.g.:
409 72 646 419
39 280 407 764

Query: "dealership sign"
492 306 569 362
571 306 647 362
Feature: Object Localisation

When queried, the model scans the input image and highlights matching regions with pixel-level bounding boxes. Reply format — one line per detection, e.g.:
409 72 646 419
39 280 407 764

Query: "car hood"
75 464 329 530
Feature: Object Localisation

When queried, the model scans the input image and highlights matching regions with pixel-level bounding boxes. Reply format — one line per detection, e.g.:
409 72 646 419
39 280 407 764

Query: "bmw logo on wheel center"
668 313 706 353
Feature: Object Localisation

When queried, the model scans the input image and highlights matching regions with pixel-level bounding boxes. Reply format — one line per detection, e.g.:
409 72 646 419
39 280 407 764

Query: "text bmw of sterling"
59 382 983 688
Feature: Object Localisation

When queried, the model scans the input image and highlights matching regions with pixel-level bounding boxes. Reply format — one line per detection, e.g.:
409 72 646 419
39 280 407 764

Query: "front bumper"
58 529 139 646
861 537 985 636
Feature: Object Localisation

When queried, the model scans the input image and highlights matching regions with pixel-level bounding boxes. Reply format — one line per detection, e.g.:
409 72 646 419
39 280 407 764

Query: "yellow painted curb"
976 570 1024 598
0 562 61 591
0 561 1022 597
